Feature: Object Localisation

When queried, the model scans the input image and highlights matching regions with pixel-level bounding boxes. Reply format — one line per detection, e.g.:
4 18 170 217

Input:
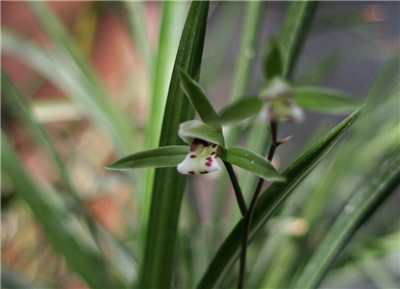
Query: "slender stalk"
212 1 263 241
223 161 248 218
238 121 278 289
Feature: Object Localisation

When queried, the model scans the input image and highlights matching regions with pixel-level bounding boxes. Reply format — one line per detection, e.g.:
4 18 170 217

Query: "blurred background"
1 1 399 289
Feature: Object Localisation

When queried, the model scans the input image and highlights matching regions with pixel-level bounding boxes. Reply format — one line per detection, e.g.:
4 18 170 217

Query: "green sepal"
105 146 189 170
220 148 284 182
263 36 283 79
218 96 263 124
178 68 221 130
294 86 361 114
179 120 225 147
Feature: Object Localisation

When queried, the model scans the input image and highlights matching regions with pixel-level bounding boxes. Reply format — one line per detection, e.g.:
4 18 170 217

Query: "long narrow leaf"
280 1 318 79
142 2 185 235
293 151 400 289
2 73 137 287
125 1 154 78
1 73 80 203
139 2 210 288
294 86 361 113
1 134 115 289
27 2 138 154
2 29 137 154
196 109 360 288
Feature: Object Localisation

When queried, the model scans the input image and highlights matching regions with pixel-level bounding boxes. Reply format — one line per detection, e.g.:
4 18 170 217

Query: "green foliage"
280 1 319 78
294 86 361 113
179 69 221 129
179 120 225 147
218 96 263 124
1 135 115 289
263 36 283 79
220 148 283 182
106 146 189 170
196 110 360 288
294 150 400 289
2 2 398 289
139 2 210 289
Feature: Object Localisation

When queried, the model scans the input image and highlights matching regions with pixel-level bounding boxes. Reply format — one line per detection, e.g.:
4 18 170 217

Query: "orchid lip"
177 138 221 175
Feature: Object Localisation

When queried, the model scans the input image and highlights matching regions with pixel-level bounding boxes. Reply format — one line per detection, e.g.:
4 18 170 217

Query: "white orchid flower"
176 120 222 175
260 77 304 122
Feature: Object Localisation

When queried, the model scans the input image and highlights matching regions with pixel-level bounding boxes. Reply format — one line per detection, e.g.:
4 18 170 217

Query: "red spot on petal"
212 144 217 148
206 162 212 167
188 171 195 175
190 142 197 152
200 171 209 174
206 157 212 161
211 152 216 155
190 155 196 158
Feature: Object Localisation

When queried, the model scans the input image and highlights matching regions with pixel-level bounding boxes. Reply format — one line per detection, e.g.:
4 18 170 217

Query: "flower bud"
260 77 304 122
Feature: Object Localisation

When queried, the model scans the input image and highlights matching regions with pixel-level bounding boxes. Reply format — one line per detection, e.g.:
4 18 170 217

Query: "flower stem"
224 161 248 218
238 121 278 289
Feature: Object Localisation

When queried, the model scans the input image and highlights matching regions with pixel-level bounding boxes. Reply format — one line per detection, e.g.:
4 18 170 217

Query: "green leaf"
141 0 186 265
179 68 221 128
2 29 137 155
196 109 361 289
263 36 283 79
293 150 400 289
139 2 209 289
179 120 225 147
230 1 263 103
294 86 361 113
218 96 263 124
125 1 154 79
105 146 188 170
2 73 137 287
1 134 115 289
220 148 284 182
280 1 318 79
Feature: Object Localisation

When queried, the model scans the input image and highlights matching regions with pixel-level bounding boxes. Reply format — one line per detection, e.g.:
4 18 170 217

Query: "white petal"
177 140 220 175
290 105 304 122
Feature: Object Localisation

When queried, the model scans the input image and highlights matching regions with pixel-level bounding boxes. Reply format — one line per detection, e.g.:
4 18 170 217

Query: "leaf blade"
293 150 400 289
294 86 361 113
139 2 210 289
105 146 189 170
280 1 318 79
221 148 284 182
1 134 115 289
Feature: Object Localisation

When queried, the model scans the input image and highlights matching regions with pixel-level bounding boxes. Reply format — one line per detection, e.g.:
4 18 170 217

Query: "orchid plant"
2 1 398 289
107 52 360 288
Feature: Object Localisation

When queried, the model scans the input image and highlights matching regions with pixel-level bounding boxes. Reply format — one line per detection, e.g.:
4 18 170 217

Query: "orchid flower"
106 118 283 182
176 120 222 175
260 77 304 122
106 69 285 182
